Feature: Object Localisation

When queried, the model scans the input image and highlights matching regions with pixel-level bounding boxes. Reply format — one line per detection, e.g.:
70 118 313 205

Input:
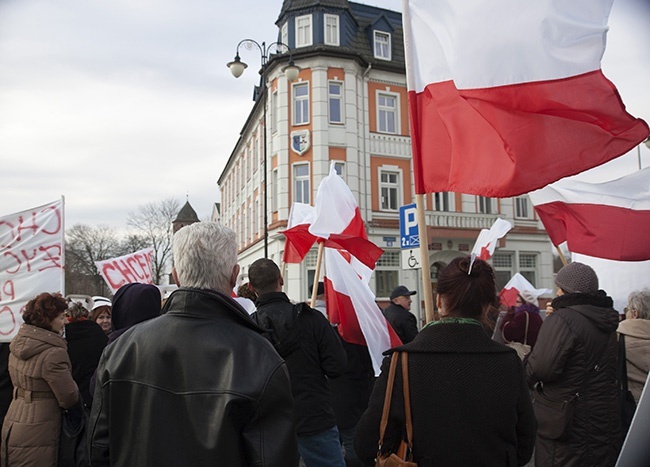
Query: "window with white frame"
271 90 278 134
492 253 513 291
374 31 391 60
324 14 339 46
294 163 310 204
293 82 309 125
296 15 312 48
380 169 400 211
328 81 343 124
305 250 318 299
271 168 279 212
519 253 537 286
377 92 398 134
334 162 345 179
252 198 258 239
375 251 400 297
434 192 453 212
515 196 533 219
477 196 496 214
281 22 288 48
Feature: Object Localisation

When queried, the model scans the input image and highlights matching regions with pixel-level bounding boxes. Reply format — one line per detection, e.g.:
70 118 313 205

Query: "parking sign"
399 204 420 249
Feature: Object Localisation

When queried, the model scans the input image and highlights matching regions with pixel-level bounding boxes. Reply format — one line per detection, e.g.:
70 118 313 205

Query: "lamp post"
227 40 299 259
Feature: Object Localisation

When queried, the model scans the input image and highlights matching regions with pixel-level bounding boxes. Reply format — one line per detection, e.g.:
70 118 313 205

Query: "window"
271 168 279 212
324 14 339 46
376 251 400 297
477 196 495 214
380 170 400 211
293 82 309 125
281 22 288 48
519 253 537 286
492 253 513 291
271 90 278 134
374 31 391 60
305 250 318 299
296 15 312 48
377 93 397 134
334 162 345 178
515 196 533 219
434 192 452 212
328 81 343 124
294 163 310 204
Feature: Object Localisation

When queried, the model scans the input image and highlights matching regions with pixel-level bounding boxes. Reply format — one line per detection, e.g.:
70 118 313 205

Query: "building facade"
218 0 554 324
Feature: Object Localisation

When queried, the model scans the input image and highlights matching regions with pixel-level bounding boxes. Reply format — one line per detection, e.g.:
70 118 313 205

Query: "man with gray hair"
89 222 299 466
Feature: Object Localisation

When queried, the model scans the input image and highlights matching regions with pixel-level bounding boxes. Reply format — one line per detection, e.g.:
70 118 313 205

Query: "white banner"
0 200 65 341
95 248 154 294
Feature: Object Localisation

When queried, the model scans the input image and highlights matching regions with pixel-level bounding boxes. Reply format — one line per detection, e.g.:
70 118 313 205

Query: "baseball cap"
390 285 416 300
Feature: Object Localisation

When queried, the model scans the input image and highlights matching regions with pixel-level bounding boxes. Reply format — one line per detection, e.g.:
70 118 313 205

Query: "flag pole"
556 246 568 266
415 194 436 322
310 241 325 308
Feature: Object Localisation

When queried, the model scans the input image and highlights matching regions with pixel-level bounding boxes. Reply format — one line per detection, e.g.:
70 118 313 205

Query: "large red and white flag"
403 0 649 197
324 247 402 375
95 248 154 294
0 200 65 341
499 273 552 308
471 218 512 261
281 203 317 264
529 168 650 261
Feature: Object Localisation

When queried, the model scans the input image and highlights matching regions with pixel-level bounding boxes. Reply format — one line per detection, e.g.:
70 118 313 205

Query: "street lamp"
227 40 299 259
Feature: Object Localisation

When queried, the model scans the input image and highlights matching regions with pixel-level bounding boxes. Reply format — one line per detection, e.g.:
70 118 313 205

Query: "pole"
415 194 436 322
556 245 568 266
638 144 642 171
262 59 269 259
310 242 325 308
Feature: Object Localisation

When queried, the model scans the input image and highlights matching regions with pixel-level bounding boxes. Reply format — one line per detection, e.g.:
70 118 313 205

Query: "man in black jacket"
89 223 299 466
382 285 419 344
249 258 347 467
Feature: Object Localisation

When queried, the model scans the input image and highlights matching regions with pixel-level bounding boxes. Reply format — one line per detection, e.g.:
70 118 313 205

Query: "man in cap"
382 285 419 344
525 262 620 466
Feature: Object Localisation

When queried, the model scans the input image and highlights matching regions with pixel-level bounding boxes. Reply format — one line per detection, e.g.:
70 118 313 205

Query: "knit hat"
555 262 598 294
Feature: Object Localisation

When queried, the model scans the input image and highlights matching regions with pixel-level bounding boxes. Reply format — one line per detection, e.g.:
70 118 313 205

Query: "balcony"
369 133 411 158
425 211 499 229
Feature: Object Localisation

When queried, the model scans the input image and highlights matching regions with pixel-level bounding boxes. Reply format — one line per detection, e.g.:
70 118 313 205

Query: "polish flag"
324 247 402 375
281 203 316 264
471 218 512 260
309 163 367 240
403 0 649 197
499 273 552 308
529 168 650 261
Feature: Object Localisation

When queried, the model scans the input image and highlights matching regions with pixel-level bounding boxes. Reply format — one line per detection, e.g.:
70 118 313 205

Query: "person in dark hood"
108 283 162 345
65 301 108 406
526 262 621 467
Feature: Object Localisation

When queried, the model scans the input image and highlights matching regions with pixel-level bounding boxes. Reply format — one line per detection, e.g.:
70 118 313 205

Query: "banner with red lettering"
95 248 154 294
0 200 65 341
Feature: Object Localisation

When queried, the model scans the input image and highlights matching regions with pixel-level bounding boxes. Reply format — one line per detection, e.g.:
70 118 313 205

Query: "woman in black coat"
355 256 536 467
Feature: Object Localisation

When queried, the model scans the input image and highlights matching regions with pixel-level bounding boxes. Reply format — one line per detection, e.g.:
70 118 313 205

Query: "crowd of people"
0 221 647 466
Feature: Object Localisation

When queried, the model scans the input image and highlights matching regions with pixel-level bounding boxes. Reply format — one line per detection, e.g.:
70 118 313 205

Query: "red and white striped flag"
499 273 552 308
281 203 316 264
403 0 649 197
471 218 512 261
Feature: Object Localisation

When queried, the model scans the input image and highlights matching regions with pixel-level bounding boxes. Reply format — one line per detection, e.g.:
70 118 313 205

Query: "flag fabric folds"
499 273 552 309
281 203 317 264
402 0 649 197
529 168 650 262
471 218 512 261
324 247 402 375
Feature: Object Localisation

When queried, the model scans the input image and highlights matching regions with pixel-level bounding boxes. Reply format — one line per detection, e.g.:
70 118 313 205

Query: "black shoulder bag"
618 334 637 437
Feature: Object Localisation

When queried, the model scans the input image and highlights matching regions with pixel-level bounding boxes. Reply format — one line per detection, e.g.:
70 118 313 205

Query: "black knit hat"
555 262 598 294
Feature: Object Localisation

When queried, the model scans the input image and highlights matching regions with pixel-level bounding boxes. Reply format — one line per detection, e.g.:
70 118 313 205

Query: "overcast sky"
1 0 648 231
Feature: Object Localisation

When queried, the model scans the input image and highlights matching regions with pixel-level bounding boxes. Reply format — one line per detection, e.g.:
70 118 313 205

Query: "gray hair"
628 289 650 320
172 222 237 294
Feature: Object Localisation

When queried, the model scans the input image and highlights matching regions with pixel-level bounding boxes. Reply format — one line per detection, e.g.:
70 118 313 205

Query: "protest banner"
95 248 154 294
0 200 65 341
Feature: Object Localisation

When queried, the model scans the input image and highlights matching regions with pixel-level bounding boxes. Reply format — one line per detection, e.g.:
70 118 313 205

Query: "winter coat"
617 318 650 403
501 304 544 349
1 324 79 467
382 303 418 344
0 345 12 429
90 288 299 467
65 319 107 406
355 321 536 467
525 292 621 467
254 291 347 435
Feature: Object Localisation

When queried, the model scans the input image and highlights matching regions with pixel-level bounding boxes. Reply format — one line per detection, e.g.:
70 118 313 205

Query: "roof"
279 0 350 18
173 201 200 223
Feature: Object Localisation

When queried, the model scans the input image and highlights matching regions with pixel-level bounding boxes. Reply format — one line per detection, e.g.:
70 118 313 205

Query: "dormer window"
296 15 313 48
281 22 288 47
374 31 391 60
324 14 339 46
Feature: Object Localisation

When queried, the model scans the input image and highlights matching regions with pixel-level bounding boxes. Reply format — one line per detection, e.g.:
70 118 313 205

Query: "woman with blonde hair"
1 292 79 466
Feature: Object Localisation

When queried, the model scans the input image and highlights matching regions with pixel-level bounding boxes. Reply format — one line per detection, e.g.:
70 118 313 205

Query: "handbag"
502 311 531 360
59 401 91 467
618 334 637 436
375 352 417 467
531 390 576 441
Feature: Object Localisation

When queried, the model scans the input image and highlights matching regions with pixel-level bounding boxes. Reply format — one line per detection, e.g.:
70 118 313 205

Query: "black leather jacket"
89 288 299 467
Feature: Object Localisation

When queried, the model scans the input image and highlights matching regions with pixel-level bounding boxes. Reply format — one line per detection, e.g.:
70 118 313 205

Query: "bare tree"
65 224 122 296
126 198 180 284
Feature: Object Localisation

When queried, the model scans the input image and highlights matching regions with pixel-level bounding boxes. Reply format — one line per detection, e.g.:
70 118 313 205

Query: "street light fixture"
227 40 299 259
